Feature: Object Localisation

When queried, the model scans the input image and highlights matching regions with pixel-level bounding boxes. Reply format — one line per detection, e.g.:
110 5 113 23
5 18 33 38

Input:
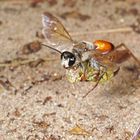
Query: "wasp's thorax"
60 42 94 69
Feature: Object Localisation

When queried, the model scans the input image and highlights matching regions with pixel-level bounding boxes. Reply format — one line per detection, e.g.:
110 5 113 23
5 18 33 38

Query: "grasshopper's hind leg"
83 66 107 98
82 61 120 98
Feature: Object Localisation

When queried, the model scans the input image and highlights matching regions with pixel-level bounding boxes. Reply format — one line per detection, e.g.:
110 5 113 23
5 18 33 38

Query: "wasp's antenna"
41 43 62 54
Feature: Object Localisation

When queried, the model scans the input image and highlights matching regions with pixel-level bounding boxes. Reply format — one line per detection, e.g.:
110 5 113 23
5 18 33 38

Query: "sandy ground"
0 0 140 140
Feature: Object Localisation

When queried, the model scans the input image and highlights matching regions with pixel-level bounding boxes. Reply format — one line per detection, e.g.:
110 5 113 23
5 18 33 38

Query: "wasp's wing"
90 51 119 72
42 12 75 52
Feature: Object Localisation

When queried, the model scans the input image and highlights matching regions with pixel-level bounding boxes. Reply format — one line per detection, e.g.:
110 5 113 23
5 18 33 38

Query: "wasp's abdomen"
94 40 114 54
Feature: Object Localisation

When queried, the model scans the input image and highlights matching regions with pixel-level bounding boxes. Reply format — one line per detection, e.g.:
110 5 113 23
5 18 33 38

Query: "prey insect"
41 12 140 97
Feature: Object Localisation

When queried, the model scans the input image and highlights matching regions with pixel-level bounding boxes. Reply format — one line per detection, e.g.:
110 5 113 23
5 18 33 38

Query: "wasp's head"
61 51 76 68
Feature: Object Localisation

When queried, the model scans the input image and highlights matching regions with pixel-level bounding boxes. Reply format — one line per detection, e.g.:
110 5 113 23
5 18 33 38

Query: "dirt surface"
0 0 140 140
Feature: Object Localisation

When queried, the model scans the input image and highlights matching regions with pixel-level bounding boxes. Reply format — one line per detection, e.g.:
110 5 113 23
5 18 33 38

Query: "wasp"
41 12 140 97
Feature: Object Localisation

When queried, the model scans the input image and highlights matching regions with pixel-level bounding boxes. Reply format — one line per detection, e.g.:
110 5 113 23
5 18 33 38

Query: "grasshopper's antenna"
41 43 62 54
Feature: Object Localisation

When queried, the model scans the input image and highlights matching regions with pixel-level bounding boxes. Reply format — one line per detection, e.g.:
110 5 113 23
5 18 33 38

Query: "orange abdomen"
94 40 114 54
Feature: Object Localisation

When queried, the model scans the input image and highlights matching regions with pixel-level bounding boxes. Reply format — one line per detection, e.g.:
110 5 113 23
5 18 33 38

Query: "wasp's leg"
113 65 120 76
115 43 140 65
83 65 107 98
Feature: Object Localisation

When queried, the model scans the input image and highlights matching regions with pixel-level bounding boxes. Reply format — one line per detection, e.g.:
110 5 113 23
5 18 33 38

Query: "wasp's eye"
61 51 76 68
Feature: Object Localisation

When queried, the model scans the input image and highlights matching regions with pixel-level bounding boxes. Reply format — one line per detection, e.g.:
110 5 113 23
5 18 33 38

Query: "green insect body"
66 61 114 83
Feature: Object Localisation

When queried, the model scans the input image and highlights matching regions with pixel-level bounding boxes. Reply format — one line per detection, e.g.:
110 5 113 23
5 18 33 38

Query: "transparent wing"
42 12 75 52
